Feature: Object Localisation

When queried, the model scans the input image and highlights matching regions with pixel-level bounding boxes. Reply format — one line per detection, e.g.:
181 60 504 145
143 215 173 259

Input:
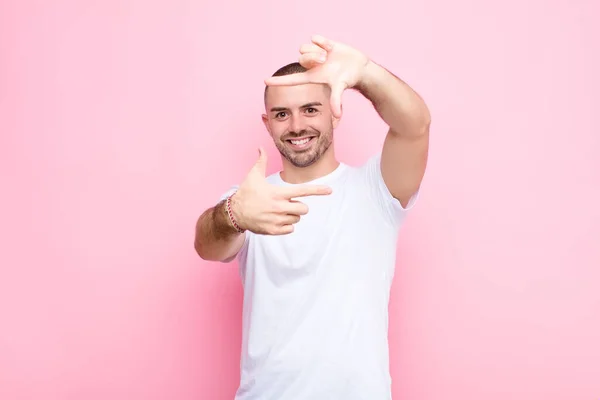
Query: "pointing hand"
229 147 332 235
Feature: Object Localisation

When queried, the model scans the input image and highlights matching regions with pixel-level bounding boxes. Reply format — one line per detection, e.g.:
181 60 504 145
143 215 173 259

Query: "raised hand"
229 147 332 235
264 34 370 119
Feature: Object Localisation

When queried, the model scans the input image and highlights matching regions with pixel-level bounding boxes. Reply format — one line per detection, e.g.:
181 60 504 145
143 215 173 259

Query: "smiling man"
194 35 431 400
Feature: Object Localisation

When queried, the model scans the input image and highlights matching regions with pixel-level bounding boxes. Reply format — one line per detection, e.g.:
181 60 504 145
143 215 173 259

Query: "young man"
194 35 430 400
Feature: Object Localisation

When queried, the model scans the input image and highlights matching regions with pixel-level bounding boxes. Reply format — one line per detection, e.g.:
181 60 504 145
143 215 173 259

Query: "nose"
289 113 307 133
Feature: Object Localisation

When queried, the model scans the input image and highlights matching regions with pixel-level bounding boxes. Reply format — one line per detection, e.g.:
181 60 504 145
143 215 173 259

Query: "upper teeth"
291 138 310 145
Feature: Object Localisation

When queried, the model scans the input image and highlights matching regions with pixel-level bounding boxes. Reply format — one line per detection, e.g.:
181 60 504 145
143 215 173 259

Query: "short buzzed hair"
264 62 307 101
272 62 307 76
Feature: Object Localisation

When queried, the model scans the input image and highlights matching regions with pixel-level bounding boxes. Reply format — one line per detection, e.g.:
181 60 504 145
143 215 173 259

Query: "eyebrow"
270 102 323 112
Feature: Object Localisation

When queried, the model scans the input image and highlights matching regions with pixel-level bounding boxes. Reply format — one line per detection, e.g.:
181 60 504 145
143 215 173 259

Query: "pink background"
1 0 599 399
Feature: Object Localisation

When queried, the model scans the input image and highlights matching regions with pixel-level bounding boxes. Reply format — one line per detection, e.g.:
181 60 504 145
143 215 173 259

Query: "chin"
287 150 322 167
289 158 318 168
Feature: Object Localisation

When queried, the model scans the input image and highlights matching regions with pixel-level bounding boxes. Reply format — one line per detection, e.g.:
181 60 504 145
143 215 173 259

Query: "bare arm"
354 61 431 208
194 199 245 262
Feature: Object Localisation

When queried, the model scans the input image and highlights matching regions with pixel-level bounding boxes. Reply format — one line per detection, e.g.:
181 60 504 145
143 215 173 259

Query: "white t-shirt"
219 153 418 400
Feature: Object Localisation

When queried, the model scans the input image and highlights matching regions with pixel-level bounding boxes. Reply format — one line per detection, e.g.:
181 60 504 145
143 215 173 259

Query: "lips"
289 137 311 145
285 136 316 142
286 136 316 150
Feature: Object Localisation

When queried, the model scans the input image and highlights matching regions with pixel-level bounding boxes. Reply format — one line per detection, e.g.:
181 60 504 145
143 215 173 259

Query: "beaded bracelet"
226 194 245 233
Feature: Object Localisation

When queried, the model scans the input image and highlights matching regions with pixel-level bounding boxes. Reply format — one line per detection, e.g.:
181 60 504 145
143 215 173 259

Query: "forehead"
265 83 330 109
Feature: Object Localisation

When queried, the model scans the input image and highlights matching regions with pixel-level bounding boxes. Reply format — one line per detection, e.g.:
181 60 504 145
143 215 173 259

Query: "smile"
286 136 315 149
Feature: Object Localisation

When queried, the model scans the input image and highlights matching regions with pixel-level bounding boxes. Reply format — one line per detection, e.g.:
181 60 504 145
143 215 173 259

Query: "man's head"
262 62 339 169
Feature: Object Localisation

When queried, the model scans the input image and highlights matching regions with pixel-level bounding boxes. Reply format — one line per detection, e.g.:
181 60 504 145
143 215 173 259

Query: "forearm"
194 200 245 262
354 61 431 137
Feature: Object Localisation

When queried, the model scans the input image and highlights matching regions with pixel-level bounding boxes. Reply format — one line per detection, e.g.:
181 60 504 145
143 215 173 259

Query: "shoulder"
353 152 419 228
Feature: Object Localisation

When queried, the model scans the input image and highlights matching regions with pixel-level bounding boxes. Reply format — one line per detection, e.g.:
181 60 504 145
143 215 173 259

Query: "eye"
275 112 287 118
305 107 318 114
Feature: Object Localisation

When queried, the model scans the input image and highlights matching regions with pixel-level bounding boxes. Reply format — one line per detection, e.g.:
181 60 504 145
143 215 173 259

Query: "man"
194 35 430 400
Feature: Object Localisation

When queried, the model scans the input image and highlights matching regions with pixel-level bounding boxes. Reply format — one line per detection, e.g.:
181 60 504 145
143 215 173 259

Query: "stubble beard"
275 128 333 168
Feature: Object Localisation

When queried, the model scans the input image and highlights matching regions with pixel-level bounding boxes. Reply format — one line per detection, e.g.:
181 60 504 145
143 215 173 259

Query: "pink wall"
1 1 598 399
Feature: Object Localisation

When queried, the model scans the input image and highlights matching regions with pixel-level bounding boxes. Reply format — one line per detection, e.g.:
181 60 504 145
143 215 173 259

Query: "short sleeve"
218 185 239 202
361 152 419 228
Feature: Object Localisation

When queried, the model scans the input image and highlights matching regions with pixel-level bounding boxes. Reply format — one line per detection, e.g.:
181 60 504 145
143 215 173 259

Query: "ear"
331 113 341 129
331 102 343 127
261 114 273 136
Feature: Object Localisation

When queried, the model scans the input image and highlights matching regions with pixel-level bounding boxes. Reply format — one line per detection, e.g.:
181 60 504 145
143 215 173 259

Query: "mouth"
285 136 316 150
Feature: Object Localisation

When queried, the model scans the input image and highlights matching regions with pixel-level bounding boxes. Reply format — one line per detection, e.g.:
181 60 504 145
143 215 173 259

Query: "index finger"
276 185 332 199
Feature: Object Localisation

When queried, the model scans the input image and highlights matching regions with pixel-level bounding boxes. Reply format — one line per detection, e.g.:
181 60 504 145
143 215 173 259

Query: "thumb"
252 146 268 176
330 83 346 119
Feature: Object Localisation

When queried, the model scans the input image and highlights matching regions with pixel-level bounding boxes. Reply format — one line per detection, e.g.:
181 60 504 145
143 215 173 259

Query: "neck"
280 148 339 184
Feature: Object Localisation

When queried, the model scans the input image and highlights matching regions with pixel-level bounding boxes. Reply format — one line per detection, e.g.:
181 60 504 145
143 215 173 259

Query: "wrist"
355 59 382 92
226 192 246 233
